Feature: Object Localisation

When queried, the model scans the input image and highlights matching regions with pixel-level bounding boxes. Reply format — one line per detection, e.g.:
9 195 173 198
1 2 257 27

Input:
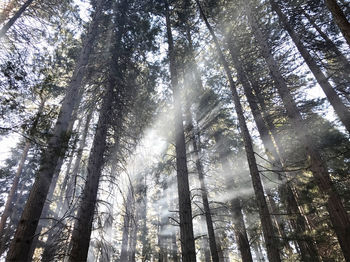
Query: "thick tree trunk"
247 4 350 261
195 2 281 261
0 0 34 38
164 1 197 261
269 0 350 134
324 0 350 47
5 2 102 260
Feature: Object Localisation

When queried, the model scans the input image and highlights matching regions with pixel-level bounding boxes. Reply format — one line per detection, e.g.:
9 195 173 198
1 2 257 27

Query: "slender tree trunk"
0 0 34 38
324 0 350 47
247 4 350 261
164 1 196 261
0 98 45 238
140 183 149 262
252 240 265 262
195 2 281 261
199 219 212 262
230 197 253 262
226 33 320 261
5 2 103 260
171 228 179 262
68 86 114 261
35 118 82 262
258 106 321 259
302 9 350 101
302 9 350 77
214 131 253 262
129 204 137 262
185 84 219 260
120 189 132 262
0 141 30 235
192 126 220 262
59 108 93 217
269 0 350 134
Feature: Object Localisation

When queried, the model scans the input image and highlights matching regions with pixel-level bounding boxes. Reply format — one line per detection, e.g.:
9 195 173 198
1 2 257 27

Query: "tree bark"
324 0 350 47
247 3 350 261
184 42 219 261
0 0 34 38
5 1 102 260
190 118 220 262
195 2 281 261
164 1 197 261
68 85 114 261
120 189 132 262
269 0 350 134
214 132 253 262
226 33 321 261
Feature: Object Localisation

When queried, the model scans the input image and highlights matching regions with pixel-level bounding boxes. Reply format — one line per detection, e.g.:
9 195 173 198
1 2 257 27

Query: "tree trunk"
195 2 281 261
324 0 350 47
120 189 132 262
247 4 350 261
129 202 137 262
0 98 45 239
226 33 321 261
59 109 93 217
269 0 350 134
302 9 350 77
193 127 220 262
164 1 197 261
68 85 113 261
185 79 219 260
5 1 103 260
171 229 179 262
214 131 253 262
0 0 34 38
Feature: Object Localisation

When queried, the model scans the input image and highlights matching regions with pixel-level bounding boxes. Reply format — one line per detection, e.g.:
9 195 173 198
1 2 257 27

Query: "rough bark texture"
164 1 197 261
0 0 34 38
247 3 350 261
195 1 281 261
5 2 102 260
269 0 350 134
324 0 350 47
